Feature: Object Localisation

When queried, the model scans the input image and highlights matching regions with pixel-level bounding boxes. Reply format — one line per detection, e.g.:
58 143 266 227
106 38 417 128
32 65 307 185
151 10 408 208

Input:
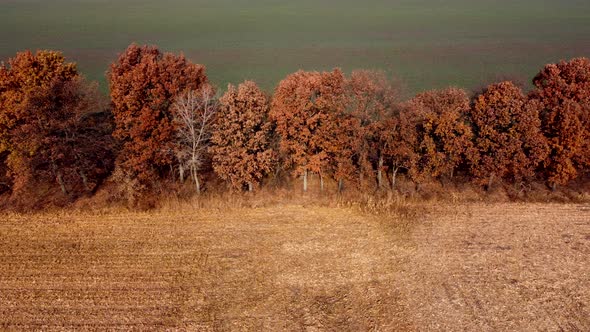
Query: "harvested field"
0 203 589 330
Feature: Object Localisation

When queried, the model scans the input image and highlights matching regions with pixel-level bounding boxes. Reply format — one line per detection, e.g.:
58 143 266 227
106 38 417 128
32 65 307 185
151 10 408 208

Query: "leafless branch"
172 86 218 192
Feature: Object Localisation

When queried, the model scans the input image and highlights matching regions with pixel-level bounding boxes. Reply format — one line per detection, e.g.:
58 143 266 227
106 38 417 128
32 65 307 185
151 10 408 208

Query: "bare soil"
0 203 588 331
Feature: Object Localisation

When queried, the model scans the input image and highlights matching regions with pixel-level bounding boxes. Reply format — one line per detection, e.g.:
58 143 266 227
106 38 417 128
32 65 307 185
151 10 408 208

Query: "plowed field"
1 203 588 330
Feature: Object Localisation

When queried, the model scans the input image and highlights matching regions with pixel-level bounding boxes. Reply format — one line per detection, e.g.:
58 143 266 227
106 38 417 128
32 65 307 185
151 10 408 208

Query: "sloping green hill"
1 0 589 94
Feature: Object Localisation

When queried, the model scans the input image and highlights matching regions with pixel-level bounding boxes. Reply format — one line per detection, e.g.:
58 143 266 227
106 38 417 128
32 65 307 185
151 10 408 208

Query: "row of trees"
0 44 589 206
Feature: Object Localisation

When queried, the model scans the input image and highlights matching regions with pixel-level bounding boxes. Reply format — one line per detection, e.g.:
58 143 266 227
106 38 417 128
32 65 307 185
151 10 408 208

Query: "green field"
1 0 589 95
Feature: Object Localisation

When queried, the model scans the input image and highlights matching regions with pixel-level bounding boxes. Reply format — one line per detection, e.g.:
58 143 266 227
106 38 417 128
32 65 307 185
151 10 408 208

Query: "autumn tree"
326 112 359 192
531 57 590 188
345 70 398 188
379 109 418 190
172 87 217 193
0 60 10 193
0 50 114 199
0 50 78 193
108 44 209 190
15 78 115 196
469 81 548 189
270 69 346 192
0 154 8 194
210 81 275 191
406 87 473 184
0 50 77 156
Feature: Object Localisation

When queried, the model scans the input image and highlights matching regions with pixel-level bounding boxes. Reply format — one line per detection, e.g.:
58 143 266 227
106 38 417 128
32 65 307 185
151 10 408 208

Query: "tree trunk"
51 160 67 195
359 171 364 188
377 154 384 188
303 170 308 192
179 163 185 183
57 172 67 195
78 170 90 192
191 165 200 194
391 166 399 190
248 182 253 192
319 173 324 192
487 173 495 191
338 178 344 193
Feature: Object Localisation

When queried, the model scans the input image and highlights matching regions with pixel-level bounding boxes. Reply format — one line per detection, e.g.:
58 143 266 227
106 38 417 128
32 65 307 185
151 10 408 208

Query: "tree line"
0 44 588 207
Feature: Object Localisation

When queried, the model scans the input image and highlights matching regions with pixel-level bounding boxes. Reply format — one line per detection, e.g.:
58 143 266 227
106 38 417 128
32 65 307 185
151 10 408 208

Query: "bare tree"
172 87 217 193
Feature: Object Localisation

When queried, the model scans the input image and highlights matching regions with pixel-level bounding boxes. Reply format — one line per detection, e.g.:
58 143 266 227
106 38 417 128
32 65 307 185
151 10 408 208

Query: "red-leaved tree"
326 111 360 192
210 81 276 191
17 78 115 196
345 70 398 189
270 69 346 192
531 57 590 188
0 50 77 159
379 109 418 190
406 87 474 184
469 81 548 189
108 44 209 190
0 50 114 200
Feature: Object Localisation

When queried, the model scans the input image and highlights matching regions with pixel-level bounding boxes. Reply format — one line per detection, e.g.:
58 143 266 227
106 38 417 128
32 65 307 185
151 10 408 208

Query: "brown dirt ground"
0 203 589 331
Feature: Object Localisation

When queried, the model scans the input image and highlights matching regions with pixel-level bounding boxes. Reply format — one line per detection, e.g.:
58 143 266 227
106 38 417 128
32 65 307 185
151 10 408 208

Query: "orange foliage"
211 81 276 191
14 78 115 196
0 50 98 196
4 45 590 205
108 44 209 188
0 51 77 155
345 70 398 188
406 87 473 183
532 57 590 186
270 69 346 190
379 108 418 189
469 81 548 187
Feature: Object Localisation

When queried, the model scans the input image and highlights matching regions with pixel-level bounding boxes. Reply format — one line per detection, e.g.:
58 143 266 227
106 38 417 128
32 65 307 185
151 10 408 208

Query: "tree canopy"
108 44 210 189
532 57 590 187
270 69 347 191
211 81 276 191
406 88 474 183
0 51 114 200
469 81 548 188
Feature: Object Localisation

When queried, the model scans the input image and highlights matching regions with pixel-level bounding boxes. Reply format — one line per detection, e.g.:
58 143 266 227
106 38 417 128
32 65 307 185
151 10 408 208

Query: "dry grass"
0 202 589 330
396 203 590 331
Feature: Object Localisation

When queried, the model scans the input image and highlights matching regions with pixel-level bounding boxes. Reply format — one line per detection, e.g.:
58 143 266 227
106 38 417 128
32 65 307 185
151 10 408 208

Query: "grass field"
1 203 588 330
1 0 589 95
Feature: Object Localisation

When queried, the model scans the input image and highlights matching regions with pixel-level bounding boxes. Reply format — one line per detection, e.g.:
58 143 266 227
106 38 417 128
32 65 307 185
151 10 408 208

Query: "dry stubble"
0 203 588 331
